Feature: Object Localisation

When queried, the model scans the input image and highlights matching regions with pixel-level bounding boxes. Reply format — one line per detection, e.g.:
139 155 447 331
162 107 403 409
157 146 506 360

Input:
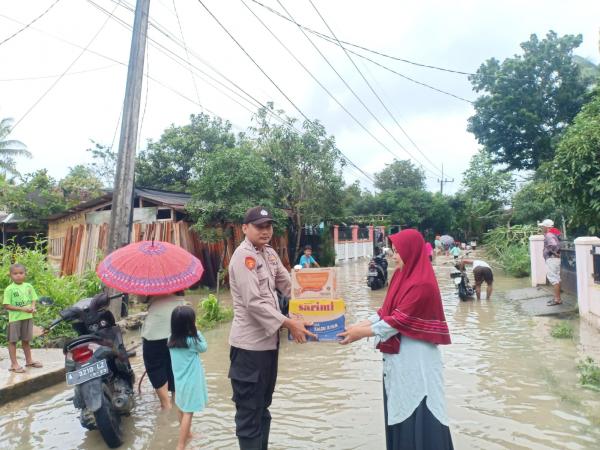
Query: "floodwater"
2 257 600 449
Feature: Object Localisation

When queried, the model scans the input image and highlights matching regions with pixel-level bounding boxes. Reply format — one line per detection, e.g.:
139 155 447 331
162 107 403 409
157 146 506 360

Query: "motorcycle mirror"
38 297 54 306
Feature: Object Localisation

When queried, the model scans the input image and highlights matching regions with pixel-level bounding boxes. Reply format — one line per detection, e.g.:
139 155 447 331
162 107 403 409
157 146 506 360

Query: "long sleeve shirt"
543 232 561 260
368 313 449 426
228 238 292 351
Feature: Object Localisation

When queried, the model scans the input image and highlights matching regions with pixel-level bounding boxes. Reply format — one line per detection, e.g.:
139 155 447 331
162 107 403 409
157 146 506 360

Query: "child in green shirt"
3 263 43 373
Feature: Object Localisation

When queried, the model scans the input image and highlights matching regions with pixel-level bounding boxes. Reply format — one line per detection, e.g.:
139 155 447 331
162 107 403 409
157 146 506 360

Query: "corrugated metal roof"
46 188 192 221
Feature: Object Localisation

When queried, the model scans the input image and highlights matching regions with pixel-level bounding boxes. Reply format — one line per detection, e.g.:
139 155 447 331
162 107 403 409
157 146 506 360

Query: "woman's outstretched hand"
337 324 373 345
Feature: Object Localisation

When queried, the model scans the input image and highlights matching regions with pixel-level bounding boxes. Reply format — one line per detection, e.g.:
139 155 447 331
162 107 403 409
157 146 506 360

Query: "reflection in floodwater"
1 259 600 449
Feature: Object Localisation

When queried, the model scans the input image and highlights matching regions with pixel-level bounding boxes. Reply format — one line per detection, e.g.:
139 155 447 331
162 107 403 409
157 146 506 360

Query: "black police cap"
243 206 275 225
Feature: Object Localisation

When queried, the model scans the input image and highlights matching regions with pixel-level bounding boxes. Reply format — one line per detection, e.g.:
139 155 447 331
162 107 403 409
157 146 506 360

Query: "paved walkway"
0 347 65 404
506 286 578 316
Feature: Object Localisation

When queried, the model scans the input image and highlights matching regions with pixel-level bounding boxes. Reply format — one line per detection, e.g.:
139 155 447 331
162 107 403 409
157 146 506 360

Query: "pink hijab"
377 229 451 354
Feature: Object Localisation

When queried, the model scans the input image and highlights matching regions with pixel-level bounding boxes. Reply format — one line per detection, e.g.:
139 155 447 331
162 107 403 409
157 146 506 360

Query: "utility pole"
438 164 454 195
107 0 151 319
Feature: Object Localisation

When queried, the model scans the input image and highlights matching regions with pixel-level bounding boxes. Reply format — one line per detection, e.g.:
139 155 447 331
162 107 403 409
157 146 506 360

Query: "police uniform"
228 207 291 450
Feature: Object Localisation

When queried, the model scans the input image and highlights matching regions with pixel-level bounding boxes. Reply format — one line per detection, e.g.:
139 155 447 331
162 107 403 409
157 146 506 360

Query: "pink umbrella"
97 240 204 296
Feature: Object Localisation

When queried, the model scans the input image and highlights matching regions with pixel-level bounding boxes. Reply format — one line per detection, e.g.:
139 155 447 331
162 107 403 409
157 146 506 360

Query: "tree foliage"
374 159 425 191
136 113 237 191
0 117 31 177
468 31 591 171
252 106 345 255
86 141 117 188
551 89 600 233
457 149 515 238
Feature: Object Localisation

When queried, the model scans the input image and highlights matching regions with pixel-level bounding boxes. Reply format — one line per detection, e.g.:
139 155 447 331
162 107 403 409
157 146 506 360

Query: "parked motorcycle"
367 253 388 290
450 263 475 301
46 292 135 448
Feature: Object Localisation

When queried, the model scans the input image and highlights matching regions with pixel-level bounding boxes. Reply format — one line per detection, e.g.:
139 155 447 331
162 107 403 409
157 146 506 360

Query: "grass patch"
577 357 600 392
196 294 233 330
550 322 574 339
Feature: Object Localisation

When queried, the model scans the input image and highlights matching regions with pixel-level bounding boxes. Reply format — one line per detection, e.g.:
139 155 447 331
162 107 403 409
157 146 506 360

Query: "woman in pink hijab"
338 229 453 450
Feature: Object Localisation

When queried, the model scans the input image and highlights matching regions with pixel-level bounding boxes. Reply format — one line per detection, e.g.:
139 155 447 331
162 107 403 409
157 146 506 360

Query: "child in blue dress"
168 305 208 450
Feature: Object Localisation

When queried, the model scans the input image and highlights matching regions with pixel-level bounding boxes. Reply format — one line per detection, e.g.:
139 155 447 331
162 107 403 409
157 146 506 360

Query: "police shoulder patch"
245 256 256 270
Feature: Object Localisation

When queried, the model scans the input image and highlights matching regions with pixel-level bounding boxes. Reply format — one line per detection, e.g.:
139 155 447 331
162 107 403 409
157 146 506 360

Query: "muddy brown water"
1 258 600 449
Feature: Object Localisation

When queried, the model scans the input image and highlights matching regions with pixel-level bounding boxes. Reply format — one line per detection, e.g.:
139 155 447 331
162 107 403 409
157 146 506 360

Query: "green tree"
468 31 591 170
374 159 425 191
86 141 116 187
511 178 562 226
551 89 600 233
136 113 237 191
253 107 345 258
59 165 104 203
2 170 68 229
458 149 515 238
0 117 31 177
188 143 279 232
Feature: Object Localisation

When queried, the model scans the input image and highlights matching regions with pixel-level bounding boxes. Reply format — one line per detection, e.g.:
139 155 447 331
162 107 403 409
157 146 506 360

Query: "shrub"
484 225 537 277
196 294 233 330
1 241 102 347
550 322 574 339
499 244 531 277
577 357 600 391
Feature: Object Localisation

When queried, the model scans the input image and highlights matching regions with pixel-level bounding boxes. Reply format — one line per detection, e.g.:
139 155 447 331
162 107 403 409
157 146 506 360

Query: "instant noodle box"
288 299 345 342
291 267 337 300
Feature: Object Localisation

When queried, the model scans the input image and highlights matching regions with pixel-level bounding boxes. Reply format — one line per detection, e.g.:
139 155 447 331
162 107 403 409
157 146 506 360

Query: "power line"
307 0 444 175
250 0 473 103
11 2 119 132
0 64 117 81
250 0 474 76
196 0 313 124
171 0 202 107
0 0 62 47
274 0 442 178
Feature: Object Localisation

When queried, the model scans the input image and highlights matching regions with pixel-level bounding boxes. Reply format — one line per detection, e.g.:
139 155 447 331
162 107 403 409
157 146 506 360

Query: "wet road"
1 258 600 449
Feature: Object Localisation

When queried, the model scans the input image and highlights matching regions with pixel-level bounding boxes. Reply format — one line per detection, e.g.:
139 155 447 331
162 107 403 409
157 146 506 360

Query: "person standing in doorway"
539 219 562 305
228 206 316 450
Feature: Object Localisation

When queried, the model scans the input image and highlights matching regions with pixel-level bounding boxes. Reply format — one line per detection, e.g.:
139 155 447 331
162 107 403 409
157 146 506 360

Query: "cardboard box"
291 267 337 300
288 299 345 342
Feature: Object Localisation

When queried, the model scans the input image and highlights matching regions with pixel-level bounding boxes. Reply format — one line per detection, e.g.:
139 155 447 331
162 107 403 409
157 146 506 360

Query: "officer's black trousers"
229 346 279 450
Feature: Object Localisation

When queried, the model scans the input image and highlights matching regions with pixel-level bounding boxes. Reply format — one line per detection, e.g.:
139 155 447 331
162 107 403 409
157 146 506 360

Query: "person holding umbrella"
228 206 316 450
97 240 205 411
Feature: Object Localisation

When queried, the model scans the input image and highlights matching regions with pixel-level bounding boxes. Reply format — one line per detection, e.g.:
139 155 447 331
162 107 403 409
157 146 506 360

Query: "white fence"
335 240 372 262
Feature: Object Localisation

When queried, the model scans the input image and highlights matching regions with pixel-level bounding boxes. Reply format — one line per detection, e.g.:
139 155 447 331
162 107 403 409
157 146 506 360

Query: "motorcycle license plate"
66 359 108 386
368 271 378 277
454 277 462 285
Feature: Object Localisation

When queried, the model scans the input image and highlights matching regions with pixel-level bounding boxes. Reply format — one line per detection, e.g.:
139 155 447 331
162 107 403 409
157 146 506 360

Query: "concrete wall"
333 225 374 262
575 237 600 329
529 235 546 287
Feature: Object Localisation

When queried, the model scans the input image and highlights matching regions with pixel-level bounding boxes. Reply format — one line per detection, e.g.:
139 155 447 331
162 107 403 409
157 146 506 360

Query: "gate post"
529 235 546 287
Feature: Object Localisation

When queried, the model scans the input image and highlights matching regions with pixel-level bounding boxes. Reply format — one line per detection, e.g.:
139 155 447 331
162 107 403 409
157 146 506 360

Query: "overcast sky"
1 0 598 193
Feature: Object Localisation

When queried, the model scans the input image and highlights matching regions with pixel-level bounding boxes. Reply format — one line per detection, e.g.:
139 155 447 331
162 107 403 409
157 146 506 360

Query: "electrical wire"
10 2 120 132
274 0 442 178
195 0 312 124
250 0 473 76
307 0 444 175
171 0 202 107
0 0 62 47
0 64 118 82
251 0 473 103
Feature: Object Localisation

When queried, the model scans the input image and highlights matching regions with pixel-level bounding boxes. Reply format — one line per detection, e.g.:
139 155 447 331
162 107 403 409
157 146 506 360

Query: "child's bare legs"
8 342 20 370
486 284 493 300
22 341 33 365
177 411 193 450
156 383 172 410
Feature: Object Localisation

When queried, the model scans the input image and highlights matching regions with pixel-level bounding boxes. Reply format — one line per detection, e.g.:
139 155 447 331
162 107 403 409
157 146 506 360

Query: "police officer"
228 206 316 450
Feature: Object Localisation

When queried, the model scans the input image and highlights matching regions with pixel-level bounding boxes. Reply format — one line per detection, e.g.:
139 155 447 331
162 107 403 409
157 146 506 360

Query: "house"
0 211 41 247
46 188 291 286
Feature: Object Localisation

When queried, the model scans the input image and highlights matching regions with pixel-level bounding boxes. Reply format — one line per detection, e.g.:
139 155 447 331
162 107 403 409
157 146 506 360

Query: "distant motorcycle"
450 263 475 301
367 253 388 290
46 293 135 448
